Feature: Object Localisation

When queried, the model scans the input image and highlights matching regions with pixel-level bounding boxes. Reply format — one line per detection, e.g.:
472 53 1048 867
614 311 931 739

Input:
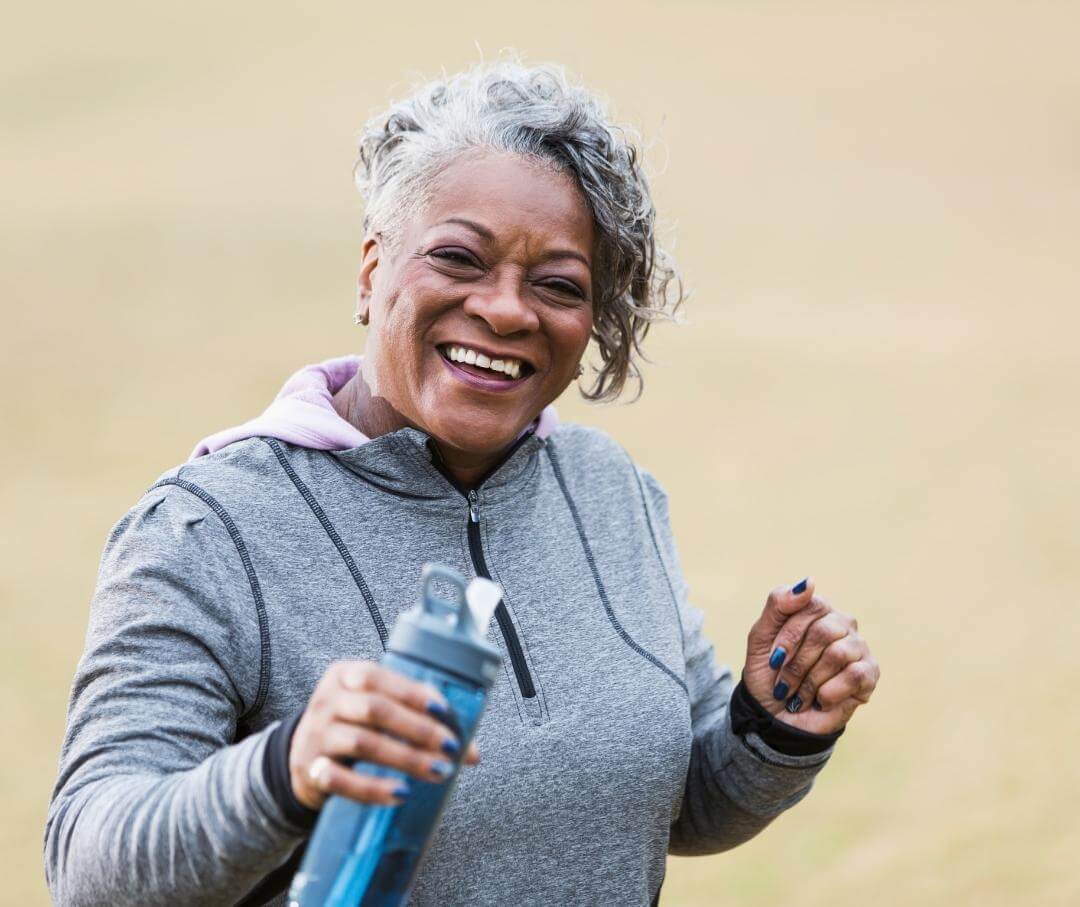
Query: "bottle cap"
387 564 503 689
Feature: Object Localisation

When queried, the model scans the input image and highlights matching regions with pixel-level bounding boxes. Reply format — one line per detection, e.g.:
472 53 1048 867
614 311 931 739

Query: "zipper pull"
467 489 480 523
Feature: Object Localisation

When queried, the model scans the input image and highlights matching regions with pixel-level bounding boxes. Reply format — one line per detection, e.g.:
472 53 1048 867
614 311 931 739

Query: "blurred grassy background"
4 1 1077 904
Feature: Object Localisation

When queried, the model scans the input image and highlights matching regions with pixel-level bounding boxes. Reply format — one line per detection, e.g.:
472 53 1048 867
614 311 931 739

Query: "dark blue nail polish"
769 647 786 670
441 737 461 757
773 681 789 701
392 783 411 800
812 699 823 711
792 578 808 595
786 695 802 713
427 700 449 719
431 760 453 778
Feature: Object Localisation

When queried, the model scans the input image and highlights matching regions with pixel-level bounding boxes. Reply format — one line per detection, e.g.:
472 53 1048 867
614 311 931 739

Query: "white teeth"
443 345 525 378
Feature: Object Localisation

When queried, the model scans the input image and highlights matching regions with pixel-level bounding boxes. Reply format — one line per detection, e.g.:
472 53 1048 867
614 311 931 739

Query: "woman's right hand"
289 660 480 809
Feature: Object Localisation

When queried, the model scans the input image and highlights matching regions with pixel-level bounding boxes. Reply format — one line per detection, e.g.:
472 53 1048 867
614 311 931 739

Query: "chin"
427 410 530 456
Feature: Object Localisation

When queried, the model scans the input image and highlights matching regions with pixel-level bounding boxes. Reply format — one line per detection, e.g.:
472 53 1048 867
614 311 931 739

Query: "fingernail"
786 695 803 713
392 783 411 800
441 737 461 757
769 647 786 670
791 578 808 595
773 681 789 701
431 760 453 778
812 699 823 711
427 700 449 719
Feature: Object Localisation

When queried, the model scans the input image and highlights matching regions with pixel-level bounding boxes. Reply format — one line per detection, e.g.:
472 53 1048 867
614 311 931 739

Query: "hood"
189 354 560 461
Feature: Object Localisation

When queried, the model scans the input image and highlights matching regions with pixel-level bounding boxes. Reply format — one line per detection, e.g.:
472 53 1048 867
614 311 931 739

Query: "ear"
355 234 381 324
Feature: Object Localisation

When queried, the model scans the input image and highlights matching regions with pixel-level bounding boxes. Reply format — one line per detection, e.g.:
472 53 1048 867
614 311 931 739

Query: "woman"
46 61 879 906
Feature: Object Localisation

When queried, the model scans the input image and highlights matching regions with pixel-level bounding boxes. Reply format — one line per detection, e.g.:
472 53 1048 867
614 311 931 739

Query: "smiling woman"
45 59 878 907
336 151 599 484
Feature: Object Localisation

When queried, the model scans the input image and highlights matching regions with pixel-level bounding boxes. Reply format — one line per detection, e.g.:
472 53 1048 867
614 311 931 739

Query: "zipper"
466 490 537 699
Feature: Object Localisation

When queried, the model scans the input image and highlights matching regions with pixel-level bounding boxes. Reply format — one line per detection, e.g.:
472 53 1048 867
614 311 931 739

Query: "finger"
464 741 481 765
324 721 457 785
756 593 831 681
334 691 462 758
746 577 816 657
308 755 412 806
815 658 880 710
787 631 865 713
337 661 450 716
773 610 853 710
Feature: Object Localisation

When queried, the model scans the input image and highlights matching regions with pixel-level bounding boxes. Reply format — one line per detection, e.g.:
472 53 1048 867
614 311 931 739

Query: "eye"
538 278 587 301
428 247 481 268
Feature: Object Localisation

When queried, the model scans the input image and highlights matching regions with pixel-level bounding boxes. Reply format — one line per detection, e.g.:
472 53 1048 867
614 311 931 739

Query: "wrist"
263 708 321 831
730 678 843 756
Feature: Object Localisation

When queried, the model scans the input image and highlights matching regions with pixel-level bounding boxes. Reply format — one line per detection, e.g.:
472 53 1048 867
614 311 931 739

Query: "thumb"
745 577 815 659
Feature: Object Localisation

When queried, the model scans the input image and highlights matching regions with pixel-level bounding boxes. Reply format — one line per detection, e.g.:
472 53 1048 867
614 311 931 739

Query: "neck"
330 367 511 490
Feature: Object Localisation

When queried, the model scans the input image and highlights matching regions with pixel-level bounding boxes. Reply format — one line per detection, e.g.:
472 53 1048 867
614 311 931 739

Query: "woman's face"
357 150 596 458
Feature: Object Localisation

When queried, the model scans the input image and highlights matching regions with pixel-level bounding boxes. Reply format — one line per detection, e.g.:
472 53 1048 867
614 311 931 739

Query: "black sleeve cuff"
729 679 843 756
263 708 321 831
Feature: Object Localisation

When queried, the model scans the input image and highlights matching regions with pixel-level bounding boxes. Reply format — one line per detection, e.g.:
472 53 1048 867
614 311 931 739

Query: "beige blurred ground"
3 1 1078 904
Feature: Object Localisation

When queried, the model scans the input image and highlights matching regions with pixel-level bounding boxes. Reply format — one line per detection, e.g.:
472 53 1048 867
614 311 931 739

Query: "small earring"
353 311 367 326
575 363 584 378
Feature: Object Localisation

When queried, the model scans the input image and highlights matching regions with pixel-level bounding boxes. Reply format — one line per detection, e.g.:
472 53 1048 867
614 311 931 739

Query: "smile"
438 343 530 379
437 344 533 391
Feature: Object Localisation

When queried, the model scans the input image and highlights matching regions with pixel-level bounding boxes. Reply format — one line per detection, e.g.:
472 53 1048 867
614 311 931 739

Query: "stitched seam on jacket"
148 478 271 722
629 461 687 662
262 438 389 647
545 443 688 694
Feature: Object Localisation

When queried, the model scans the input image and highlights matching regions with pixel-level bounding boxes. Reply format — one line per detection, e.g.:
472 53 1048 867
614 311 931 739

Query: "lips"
437 346 530 393
437 343 534 380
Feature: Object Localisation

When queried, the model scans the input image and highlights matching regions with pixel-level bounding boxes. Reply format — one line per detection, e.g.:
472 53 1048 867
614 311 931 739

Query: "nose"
462 277 540 337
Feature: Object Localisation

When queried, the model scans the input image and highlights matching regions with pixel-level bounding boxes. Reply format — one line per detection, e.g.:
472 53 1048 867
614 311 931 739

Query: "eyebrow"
434 217 592 269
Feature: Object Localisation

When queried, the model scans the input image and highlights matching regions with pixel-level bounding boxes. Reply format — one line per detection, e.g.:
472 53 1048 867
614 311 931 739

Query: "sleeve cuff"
262 708 321 831
729 679 843 756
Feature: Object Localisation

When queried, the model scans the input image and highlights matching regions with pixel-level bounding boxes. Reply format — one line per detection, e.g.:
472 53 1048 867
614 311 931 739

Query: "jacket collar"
327 424 548 505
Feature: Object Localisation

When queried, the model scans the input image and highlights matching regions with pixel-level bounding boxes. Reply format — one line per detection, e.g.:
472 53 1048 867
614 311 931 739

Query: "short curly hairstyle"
353 59 684 402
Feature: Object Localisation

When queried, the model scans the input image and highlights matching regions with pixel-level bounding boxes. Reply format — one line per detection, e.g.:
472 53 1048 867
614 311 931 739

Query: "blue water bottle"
288 564 502 907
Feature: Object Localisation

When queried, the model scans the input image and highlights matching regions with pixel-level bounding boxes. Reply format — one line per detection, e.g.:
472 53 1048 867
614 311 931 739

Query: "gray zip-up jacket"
45 421 835 906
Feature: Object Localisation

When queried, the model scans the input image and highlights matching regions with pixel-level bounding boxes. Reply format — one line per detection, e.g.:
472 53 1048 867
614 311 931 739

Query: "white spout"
464 577 502 636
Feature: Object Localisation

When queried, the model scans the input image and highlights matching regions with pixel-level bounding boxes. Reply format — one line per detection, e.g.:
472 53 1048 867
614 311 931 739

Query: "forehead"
416 151 595 256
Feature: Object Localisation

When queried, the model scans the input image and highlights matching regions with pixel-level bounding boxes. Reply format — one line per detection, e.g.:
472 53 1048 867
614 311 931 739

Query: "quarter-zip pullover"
45 359 836 907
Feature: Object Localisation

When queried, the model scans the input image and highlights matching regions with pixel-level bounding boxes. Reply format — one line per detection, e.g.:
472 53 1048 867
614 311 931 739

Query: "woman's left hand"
741 577 880 735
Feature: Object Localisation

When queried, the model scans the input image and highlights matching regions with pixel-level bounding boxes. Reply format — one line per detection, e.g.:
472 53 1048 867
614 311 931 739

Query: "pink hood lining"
189 354 559 461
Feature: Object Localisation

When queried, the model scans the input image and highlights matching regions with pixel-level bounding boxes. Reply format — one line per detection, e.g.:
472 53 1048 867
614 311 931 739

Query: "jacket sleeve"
635 467 835 856
44 482 308 906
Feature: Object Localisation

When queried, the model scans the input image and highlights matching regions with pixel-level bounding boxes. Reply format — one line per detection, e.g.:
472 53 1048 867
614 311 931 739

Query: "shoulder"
544 421 669 507
545 421 633 471
102 438 282 563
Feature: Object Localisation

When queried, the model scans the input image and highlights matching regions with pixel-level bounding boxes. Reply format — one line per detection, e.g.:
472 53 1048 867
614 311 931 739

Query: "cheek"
551 308 594 363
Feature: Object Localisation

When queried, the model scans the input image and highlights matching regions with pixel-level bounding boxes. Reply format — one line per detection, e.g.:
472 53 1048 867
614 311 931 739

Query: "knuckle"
806 620 834 647
350 727 377 758
782 655 807 682
847 661 870 685
823 646 847 672
353 662 378 690
352 695 375 725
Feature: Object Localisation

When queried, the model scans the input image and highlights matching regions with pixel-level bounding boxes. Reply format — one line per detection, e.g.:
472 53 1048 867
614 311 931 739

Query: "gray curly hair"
353 59 684 402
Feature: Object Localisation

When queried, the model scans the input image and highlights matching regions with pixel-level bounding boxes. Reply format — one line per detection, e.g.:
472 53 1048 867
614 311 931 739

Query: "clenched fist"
742 577 880 735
